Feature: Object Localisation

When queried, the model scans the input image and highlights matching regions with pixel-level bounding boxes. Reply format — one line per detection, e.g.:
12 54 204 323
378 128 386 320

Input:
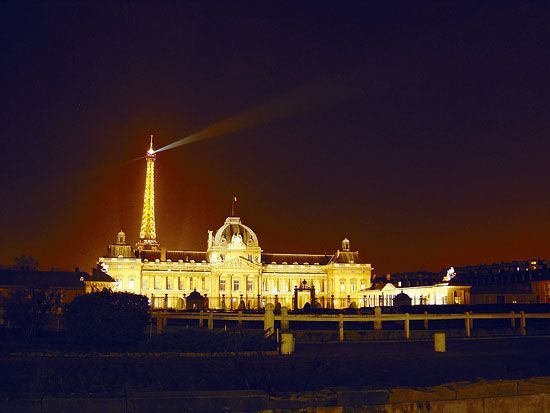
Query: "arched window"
340 279 346 292
350 279 357 292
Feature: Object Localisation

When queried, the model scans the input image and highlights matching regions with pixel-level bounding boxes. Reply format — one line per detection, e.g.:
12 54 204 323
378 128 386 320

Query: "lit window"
178 277 183 290
220 280 226 291
351 280 356 292
202 277 206 290
340 280 346 292
233 280 240 291
166 277 172 290
360 281 366 290
247 280 253 292
154 277 160 290
128 279 135 289
143 279 148 290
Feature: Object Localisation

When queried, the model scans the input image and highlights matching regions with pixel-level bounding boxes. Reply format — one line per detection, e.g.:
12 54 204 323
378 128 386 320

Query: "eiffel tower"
136 135 160 251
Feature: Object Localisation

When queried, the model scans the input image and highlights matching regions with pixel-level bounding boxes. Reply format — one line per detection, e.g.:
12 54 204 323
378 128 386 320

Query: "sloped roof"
139 250 161 261
261 253 333 265
186 289 204 299
0 270 89 288
167 251 208 262
139 250 208 263
88 268 116 283
330 250 364 264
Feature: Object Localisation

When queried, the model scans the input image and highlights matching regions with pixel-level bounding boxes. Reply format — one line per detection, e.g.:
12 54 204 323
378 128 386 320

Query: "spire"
137 136 159 250
148 134 154 156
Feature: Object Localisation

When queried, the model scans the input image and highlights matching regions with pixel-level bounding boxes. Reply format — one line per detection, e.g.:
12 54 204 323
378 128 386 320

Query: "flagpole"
232 196 238 216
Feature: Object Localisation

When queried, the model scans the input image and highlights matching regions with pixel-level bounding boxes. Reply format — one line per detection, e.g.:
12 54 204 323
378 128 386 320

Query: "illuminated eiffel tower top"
137 135 159 250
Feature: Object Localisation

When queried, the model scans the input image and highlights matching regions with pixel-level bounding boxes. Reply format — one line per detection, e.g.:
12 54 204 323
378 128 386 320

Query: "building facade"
101 221 372 310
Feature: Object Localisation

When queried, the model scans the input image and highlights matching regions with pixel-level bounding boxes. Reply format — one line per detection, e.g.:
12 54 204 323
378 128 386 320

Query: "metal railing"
151 306 550 340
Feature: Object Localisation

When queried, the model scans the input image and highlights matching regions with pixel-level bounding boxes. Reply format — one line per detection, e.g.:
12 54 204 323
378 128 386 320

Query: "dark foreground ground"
1 336 549 395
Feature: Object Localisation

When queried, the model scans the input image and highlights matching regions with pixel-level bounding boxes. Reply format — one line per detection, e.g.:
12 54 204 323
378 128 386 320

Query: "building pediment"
382 283 397 292
212 256 261 270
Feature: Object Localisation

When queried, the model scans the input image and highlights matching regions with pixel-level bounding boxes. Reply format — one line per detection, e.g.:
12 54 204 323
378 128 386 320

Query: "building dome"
212 217 259 248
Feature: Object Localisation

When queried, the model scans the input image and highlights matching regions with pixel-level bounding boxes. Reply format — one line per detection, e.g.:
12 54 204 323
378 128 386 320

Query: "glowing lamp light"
146 135 155 156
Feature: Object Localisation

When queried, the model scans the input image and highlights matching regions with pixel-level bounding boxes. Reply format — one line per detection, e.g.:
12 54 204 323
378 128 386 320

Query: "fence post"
404 313 410 339
423 311 429 330
469 311 474 331
434 332 446 352
339 313 344 341
156 315 163 334
208 311 214 330
465 312 471 337
520 311 526 335
281 306 289 330
374 306 382 330
264 303 275 336
510 311 516 328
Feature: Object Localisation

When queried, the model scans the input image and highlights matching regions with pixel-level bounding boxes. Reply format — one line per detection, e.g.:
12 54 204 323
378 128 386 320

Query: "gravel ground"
1 336 549 394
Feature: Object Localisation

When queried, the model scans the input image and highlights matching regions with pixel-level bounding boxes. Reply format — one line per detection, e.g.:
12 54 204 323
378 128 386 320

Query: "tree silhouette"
12 255 38 271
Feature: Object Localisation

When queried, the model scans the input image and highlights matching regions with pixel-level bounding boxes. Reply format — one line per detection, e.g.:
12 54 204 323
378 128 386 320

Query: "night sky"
2 2 549 275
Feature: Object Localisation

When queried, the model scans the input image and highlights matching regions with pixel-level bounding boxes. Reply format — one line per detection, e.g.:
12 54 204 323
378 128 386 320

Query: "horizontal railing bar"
151 312 550 322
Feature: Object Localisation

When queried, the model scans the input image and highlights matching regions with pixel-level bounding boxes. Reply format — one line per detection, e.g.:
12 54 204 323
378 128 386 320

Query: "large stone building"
99 140 372 310
101 222 372 310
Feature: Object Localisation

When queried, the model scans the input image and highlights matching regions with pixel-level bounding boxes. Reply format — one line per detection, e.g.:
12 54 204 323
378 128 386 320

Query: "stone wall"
1 376 548 412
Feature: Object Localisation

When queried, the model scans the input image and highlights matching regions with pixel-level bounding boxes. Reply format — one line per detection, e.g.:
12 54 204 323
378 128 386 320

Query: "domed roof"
213 217 259 248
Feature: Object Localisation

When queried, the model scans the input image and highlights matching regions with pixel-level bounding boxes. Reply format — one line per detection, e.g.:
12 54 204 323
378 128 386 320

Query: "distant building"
375 260 550 306
370 268 471 306
0 268 114 306
452 260 549 304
